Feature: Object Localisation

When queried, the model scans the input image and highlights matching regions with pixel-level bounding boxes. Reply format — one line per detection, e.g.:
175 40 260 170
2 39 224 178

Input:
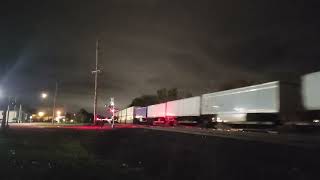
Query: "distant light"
216 117 223 123
38 112 45 117
41 93 48 99
313 119 320 123
212 106 220 108
56 110 62 116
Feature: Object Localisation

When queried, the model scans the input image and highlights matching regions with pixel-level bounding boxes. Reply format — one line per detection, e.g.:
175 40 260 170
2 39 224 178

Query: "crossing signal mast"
110 97 115 128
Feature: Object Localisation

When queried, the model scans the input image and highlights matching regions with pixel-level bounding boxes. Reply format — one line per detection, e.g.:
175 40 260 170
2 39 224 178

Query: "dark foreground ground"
0 125 319 180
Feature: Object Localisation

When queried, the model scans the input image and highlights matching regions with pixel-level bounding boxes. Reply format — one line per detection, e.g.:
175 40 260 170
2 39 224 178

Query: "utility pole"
6 104 10 127
52 82 58 124
92 40 101 125
18 104 22 123
13 97 17 123
1 111 6 129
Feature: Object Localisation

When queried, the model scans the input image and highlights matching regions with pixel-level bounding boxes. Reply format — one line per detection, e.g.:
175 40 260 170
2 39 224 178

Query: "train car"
201 81 301 127
119 109 127 124
113 71 320 128
116 107 148 124
134 107 147 123
114 111 120 122
166 96 201 125
147 103 166 125
125 107 134 124
302 71 320 122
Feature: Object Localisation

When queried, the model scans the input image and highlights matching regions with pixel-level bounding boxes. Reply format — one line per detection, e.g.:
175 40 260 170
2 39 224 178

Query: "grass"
0 126 320 180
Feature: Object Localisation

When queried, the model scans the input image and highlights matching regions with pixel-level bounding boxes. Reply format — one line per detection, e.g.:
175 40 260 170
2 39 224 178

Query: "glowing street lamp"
41 93 48 99
40 83 58 124
56 110 62 116
38 111 45 117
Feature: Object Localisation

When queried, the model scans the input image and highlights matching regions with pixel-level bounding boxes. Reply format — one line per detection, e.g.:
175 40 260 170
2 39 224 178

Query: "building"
0 110 28 123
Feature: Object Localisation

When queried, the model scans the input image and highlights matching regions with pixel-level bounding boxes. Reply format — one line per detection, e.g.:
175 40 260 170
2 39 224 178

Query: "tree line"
128 88 193 107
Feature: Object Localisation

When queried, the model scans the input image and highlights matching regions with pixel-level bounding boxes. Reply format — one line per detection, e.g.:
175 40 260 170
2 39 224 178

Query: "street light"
56 110 62 116
38 111 45 117
41 93 48 99
40 82 58 124
40 92 50 121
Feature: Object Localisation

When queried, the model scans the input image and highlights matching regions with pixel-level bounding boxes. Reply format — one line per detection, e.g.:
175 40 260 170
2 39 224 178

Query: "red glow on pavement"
61 124 139 130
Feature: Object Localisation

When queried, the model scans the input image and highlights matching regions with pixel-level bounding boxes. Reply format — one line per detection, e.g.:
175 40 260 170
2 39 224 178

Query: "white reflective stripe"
204 85 278 97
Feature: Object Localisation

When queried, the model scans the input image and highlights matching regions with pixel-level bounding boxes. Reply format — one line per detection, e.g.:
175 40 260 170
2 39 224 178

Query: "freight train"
115 71 320 127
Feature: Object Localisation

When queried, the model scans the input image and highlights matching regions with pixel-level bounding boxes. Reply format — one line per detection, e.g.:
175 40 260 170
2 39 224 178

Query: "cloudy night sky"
1 0 320 113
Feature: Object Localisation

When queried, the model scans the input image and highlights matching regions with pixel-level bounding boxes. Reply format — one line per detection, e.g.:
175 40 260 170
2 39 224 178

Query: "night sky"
1 0 320 113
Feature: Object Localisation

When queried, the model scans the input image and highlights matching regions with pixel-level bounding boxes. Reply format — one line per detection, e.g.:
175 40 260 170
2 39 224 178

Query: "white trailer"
201 82 280 123
301 71 320 122
115 111 119 118
147 103 166 118
118 110 122 123
166 96 201 117
0 111 19 123
302 71 320 110
119 109 127 123
125 107 134 124
116 107 148 124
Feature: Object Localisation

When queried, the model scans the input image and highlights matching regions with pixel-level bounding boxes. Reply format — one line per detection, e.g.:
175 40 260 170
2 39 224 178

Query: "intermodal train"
115 71 320 127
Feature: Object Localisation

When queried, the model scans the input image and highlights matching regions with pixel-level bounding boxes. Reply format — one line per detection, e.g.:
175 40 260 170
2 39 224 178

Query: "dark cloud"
1 0 320 113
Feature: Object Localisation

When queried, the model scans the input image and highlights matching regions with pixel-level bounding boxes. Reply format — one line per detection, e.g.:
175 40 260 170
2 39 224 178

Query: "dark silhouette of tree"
168 88 178 101
65 112 74 122
128 88 194 107
129 95 159 107
75 108 92 123
157 88 168 103
218 80 258 91
178 90 193 99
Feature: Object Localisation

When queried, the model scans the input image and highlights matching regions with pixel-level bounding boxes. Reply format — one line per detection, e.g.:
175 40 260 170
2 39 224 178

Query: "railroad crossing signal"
110 97 115 128
110 97 114 106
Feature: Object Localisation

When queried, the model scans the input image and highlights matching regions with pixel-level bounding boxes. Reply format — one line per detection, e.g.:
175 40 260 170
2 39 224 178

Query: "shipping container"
116 107 147 124
201 82 280 123
166 96 201 117
0 111 19 123
135 107 147 119
147 103 166 118
119 109 127 123
302 71 320 110
125 107 134 123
